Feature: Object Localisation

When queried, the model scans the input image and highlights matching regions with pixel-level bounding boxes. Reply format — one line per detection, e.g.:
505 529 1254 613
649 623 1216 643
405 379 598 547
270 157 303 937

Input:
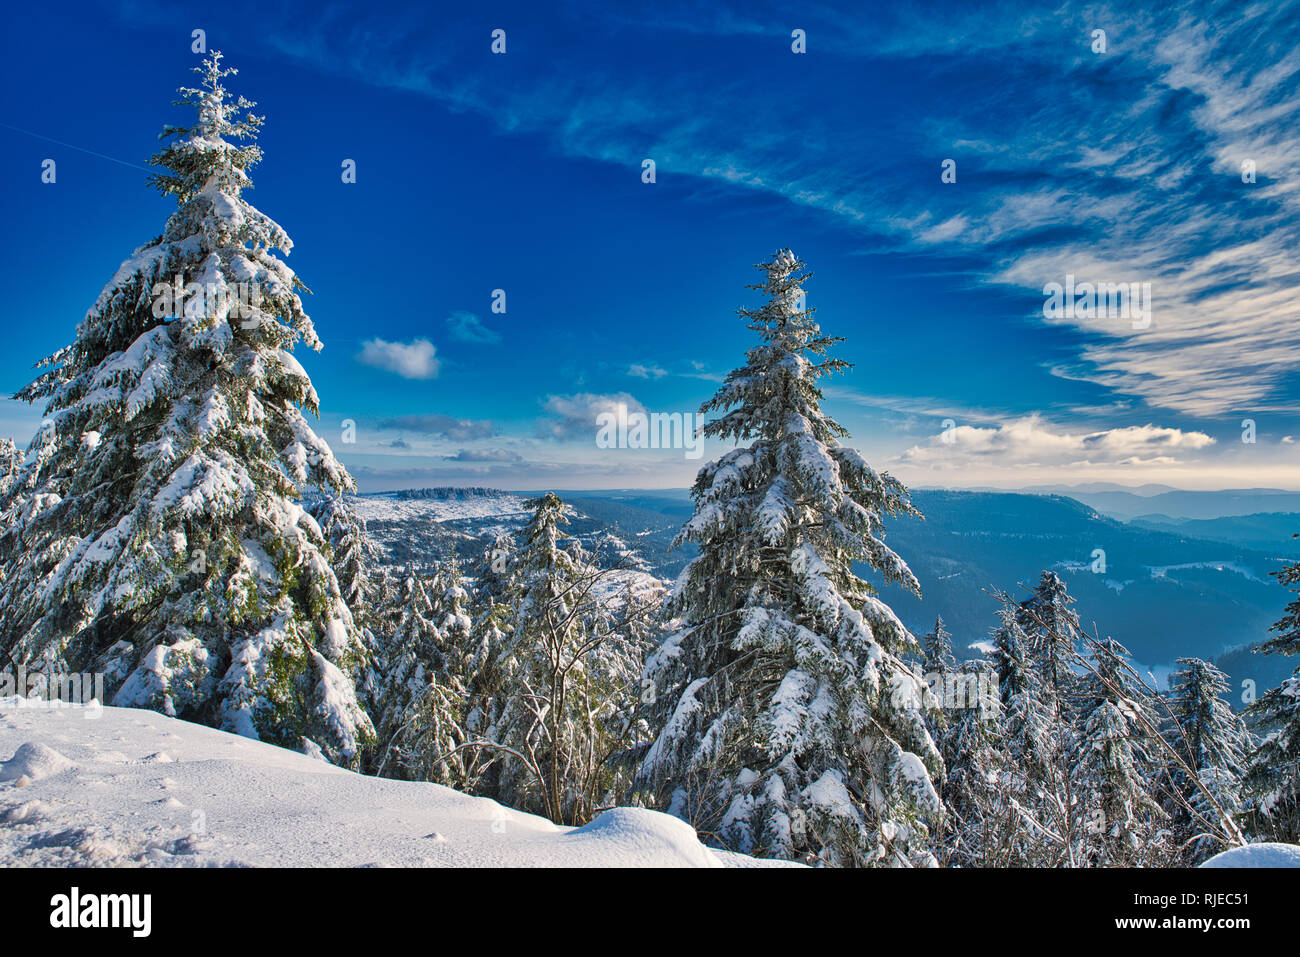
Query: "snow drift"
1200 843 1300 868
0 700 774 867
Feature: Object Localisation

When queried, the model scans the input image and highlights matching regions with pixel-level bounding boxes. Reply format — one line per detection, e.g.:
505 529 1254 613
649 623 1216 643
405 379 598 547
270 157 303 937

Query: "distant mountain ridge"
870 489 1291 697
1014 486 1300 521
382 486 509 501
1130 512 1300 557
349 484 1297 703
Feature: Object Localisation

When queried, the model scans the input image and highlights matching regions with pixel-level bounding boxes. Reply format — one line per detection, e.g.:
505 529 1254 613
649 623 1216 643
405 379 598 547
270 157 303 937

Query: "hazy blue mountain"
871 491 1292 698
1129 513 1300 556
352 486 1296 705
554 488 1296 701
1026 486 1300 521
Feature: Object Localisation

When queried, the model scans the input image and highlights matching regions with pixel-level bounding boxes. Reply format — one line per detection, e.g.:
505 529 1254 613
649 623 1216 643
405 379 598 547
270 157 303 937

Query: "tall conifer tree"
638 250 940 866
0 53 370 763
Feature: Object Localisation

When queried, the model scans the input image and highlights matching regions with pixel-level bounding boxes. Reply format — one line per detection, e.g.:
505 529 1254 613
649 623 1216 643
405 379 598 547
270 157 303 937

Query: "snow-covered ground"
0 700 784 868
351 490 531 525
1200 843 1300 868
1146 560 1265 583
4 703 1295 870
588 567 670 607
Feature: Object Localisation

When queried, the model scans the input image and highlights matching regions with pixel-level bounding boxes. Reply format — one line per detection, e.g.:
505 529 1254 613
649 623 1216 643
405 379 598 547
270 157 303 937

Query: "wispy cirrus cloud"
823 386 1010 427
445 310 501 345
104 0 1300 482
627 363 667 379
249 0 1300 421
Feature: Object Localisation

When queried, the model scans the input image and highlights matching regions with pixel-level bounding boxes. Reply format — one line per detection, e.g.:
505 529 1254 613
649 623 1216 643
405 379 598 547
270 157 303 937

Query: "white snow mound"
1200 842 1300 868
0 742 76 783
566 807 722 868
0 702 787 868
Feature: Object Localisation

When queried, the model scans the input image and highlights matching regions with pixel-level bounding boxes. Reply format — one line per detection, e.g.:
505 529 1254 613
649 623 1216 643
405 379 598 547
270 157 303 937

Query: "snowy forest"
1 52 1297 870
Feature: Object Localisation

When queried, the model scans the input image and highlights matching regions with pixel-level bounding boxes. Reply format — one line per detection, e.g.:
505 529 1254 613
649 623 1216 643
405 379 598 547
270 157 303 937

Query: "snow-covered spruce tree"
921 615 956 676
371 563 398 612
379 554 478 787
0 438 18 498
1070 638 1165 866
476 493 650 824
918 615 956 747
372 569 447 773
0 53 371 764
1166 657 1249 863
0 439 16 598
1078 636 1156 717
1244 548 1300 842
936 658 1006 867
989 601 1061 865
308 493 385 723
1017 571 1085 720
637 250 941 867
442 534 518 785
461 595 510 759
986 573 1089 864
374 566 438 690
429 553 474 645
472 530 515 605
307 494 377 632
355 564 396 715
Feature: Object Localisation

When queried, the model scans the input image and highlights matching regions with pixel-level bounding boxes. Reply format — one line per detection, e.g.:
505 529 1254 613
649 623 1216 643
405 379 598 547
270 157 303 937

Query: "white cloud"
376 414 496 440
356 338 440 379
539 392 646 440
444 448 524 463
900 415 1216 469
628 363 667 379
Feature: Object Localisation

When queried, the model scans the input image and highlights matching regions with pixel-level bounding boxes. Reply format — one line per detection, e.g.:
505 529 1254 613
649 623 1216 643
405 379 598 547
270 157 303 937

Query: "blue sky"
2 0 1299 491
